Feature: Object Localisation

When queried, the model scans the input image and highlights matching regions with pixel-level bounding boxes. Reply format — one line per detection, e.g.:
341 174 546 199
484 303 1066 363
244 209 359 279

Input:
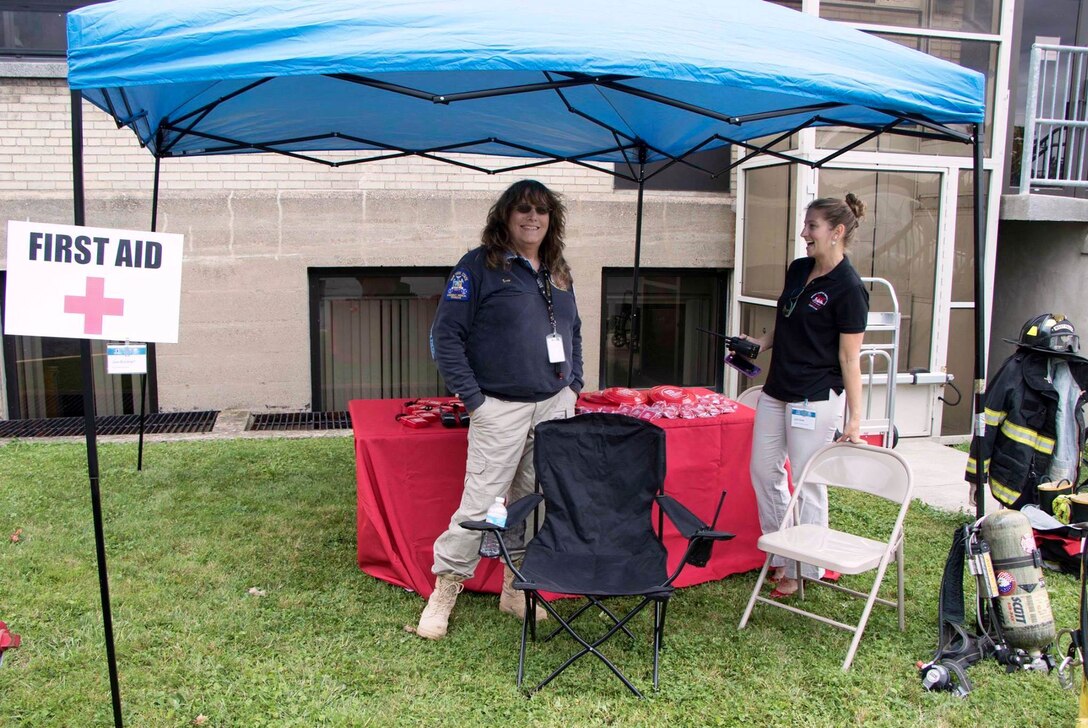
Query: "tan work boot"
499 564 547 622
416 575 464 640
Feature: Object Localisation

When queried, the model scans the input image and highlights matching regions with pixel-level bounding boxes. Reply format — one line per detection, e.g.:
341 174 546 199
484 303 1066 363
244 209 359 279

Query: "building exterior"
0 0 1042 440
992 0 1088 377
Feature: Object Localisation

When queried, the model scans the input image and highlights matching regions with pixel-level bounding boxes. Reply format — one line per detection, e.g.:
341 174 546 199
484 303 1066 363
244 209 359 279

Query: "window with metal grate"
247 411 351 432
0 411 218 438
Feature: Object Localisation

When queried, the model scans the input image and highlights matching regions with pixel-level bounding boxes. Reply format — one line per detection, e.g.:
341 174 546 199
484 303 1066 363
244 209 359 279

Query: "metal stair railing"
1020 43 1088 192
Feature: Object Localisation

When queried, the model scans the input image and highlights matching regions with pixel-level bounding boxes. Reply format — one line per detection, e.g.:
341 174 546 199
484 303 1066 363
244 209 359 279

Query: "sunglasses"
782 286 805 318
514 203 551 215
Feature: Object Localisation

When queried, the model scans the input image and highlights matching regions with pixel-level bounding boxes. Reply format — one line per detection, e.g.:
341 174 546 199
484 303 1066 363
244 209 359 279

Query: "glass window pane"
1013 0 1081 130
742 164 795 299
614 147 731 192
741 133 798 157
313 270 448 409
817 36 996 157
601 270 726 389
819 0 1000 34
819 168 942 373
942 307 975 436
5 336 135 418
0 11 69 56
952 169 988 301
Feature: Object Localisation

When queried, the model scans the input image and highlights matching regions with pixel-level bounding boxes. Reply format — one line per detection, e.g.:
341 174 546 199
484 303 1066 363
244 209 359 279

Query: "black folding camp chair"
463 413 734 697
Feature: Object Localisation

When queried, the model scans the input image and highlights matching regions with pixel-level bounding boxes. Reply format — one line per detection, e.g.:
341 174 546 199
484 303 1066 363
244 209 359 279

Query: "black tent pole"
625 145 647 388
138 155 162 471
971 122 987 521
71 89 125 728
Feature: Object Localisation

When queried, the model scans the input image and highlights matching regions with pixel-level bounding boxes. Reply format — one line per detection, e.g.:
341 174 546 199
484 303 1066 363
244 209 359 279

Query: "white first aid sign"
4 220 183 343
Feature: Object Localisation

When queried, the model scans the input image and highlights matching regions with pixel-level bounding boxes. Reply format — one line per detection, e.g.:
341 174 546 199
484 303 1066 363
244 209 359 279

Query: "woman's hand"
740 331 771 355
837 418 864 444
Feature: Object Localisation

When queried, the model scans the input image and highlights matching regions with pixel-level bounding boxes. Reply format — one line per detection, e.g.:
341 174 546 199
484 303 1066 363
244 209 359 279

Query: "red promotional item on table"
398 397 467 428
398 415 432 429
603 387 647 406
579 391 613 406
649 385 697 405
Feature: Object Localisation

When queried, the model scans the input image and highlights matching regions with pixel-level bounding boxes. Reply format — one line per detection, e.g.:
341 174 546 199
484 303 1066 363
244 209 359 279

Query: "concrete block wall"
990 219 1088 376
1 74 735 414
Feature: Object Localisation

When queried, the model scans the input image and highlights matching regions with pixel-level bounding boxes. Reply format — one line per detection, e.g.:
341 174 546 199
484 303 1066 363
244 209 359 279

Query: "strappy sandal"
767 585 797 600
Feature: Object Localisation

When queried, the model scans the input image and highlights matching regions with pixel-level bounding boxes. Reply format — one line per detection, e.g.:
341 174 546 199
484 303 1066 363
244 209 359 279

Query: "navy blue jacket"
430 248 583 411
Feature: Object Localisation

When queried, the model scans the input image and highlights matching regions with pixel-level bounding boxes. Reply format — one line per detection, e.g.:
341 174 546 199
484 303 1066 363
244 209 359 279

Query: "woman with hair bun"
741 193 870 599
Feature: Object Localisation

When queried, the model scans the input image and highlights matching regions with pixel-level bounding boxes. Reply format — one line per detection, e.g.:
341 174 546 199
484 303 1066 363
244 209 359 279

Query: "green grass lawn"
0 436 1081 727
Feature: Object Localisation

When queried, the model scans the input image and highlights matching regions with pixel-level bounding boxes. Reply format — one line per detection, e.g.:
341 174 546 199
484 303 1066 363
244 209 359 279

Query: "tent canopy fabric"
66 0 986 168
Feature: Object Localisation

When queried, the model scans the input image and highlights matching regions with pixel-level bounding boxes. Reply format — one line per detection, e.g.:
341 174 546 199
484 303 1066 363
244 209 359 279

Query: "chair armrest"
460 493 543 532
658 494 735 572
459 519 497 532
506 493 544 528
656 494 734 541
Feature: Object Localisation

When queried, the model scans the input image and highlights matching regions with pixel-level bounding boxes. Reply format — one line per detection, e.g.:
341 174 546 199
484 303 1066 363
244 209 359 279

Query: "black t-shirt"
763 256 869 402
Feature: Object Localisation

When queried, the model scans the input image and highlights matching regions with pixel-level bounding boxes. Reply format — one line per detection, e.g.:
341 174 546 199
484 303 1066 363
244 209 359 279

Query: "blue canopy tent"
64 0 986 720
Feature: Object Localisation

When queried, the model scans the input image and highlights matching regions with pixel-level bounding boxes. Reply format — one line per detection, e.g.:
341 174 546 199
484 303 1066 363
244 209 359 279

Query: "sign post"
107 343 150 470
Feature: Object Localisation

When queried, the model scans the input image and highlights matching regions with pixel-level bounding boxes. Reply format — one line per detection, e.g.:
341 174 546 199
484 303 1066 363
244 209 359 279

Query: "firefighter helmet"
1004 313 1080 354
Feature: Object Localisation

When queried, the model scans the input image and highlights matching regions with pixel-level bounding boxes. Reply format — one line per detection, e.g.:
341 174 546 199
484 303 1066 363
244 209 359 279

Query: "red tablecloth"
350 397 766 598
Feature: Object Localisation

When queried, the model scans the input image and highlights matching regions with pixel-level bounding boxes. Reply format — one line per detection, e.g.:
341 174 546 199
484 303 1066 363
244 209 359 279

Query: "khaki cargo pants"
431 387 577 579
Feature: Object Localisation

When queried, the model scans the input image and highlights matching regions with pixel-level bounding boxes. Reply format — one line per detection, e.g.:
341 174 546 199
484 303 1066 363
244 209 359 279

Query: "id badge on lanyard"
790 403 816 430
546 333 565 363
535 268 566 364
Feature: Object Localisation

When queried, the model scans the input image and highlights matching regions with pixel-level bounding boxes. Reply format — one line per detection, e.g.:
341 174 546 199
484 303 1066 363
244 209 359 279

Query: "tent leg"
138 155 163 471
625 146 647 388
72 89 125 728
970 123 987 522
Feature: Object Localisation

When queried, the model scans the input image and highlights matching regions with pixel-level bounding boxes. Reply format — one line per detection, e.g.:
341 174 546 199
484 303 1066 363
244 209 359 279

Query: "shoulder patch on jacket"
444 269 471 301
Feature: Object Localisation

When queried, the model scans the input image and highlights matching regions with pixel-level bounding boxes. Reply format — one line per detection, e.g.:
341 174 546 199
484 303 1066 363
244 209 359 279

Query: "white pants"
432 387 577 579
750 391 844 580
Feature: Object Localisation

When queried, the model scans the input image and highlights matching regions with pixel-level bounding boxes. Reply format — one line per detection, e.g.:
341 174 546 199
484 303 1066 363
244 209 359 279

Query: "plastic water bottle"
479 497 507 558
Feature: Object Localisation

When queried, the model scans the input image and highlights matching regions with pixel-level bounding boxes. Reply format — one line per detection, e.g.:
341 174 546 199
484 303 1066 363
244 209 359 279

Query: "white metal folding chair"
734 385 763 410
737 442 914 671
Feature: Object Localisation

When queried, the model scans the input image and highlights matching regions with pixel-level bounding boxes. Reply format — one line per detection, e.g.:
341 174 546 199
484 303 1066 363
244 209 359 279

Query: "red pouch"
399 415 431 429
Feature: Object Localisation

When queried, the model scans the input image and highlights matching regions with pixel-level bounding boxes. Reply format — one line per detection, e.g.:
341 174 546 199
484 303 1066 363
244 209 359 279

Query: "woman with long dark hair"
416 180 583 639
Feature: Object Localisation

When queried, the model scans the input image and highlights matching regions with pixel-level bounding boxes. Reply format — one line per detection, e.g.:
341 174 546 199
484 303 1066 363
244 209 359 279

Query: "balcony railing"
1020 44 1088 193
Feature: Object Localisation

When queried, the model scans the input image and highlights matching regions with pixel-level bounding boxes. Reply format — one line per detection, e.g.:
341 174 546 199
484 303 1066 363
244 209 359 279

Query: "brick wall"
1 76 620 195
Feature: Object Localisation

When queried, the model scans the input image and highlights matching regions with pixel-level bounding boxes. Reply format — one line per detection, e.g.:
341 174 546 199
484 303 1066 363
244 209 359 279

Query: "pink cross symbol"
64 276 125 335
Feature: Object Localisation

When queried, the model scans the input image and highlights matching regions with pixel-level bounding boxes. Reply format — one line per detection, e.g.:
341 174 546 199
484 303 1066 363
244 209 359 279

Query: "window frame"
308 266 453 411
598 267 730 392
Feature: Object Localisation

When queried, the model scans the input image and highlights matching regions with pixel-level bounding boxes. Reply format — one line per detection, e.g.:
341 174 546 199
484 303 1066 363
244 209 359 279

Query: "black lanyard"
517 255 558 333
533 268 559 334
520 257 564 378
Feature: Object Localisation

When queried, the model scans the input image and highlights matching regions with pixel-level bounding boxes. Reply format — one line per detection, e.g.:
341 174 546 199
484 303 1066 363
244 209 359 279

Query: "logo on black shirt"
808 291 829 311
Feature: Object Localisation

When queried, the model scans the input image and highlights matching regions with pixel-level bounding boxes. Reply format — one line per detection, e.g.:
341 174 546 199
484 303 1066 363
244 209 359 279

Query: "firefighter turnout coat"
966 349 1088 507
